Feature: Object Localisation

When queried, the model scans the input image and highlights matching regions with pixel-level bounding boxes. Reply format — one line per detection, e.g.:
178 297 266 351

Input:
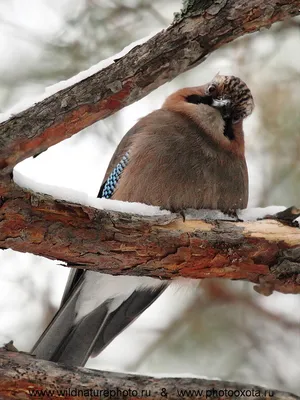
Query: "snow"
0 30 159 123
87 197 170 216
185 209 235 221
14 170 294 221
182 206 295 223
13 169 170 216
238 206 287 221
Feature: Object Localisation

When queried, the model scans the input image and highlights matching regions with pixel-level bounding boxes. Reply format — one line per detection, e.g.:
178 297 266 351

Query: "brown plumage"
32 75 254 367
102 75 254 212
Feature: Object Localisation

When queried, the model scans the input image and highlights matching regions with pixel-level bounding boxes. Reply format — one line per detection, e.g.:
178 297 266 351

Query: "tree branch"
0 0 299 173
1 183 300 295
1 0 300 396
0 349 298 400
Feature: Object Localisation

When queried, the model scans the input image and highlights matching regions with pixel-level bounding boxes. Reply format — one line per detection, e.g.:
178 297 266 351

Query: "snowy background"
1 0 300 394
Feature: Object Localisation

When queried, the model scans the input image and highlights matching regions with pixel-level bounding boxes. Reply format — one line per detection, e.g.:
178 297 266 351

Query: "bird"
31 74 254 367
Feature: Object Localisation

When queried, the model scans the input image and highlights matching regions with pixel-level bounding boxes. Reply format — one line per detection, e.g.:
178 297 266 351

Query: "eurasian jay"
31 74 254 366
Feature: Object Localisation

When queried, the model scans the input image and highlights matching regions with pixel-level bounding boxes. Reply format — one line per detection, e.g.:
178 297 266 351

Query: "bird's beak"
212 98 232 119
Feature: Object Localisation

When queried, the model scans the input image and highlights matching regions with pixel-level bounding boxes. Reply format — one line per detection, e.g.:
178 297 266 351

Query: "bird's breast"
112 111 248 212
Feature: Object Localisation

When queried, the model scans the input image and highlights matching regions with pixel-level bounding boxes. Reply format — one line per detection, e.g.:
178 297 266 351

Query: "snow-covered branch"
0 0 300 396
1 183 300 295
0 0 299 174
0 0 299 297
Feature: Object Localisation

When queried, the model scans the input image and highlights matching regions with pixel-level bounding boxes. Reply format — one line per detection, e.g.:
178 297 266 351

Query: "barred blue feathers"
101 152 130 199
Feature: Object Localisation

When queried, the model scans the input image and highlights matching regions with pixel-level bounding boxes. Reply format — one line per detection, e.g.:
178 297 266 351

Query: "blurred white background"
0 0 300 394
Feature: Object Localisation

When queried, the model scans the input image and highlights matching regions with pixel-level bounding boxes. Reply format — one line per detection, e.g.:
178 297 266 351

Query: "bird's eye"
207 84 217 95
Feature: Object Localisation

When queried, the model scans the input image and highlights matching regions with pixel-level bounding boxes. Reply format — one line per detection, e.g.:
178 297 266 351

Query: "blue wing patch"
101 152 130 199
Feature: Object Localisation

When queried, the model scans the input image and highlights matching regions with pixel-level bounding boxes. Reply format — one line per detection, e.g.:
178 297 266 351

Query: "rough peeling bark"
0 349 299 400
0 0 300 173
1 184 300 295
1 0 300 397
0 0 298 313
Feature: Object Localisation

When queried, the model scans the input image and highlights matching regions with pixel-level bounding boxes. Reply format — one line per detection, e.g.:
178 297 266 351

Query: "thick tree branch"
0 0 299 173
1 184 300 295
1 1 299 297
0 349 299 400
1 1 300 395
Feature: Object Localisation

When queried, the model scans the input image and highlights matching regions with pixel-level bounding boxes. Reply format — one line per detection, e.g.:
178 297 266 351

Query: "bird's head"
164 74 254 126
162 75 254 150
204 74 254 123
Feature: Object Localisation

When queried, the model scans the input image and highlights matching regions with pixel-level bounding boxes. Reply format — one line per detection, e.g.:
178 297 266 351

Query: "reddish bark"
0 0 299 173
1 184 300 295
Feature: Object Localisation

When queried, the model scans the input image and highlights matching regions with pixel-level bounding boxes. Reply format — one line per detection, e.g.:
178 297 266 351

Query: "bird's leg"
224 208 241 220
179 210 186 222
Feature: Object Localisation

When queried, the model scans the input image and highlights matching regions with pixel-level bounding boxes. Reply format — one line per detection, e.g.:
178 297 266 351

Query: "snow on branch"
0 0 300 174
1 183 300 296
1 0 300 395
0 349 299 400
0 0 299 294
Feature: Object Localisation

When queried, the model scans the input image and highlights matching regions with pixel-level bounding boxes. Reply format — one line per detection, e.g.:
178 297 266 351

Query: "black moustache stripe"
185 94 213 106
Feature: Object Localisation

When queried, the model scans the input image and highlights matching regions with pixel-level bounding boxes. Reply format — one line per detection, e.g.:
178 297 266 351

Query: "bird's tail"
31 271 166 367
